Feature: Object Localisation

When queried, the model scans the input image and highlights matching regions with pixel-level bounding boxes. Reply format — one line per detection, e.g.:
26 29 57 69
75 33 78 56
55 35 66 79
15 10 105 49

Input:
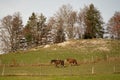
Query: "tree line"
0 4 120 53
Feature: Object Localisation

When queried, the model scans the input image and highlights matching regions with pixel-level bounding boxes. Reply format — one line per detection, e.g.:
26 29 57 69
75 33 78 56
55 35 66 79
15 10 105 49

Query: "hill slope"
0 39 120 64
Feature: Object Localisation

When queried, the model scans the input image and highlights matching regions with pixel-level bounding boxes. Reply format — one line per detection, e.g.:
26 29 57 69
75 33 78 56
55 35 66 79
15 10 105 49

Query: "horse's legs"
75 61 78 65
73 61 78 65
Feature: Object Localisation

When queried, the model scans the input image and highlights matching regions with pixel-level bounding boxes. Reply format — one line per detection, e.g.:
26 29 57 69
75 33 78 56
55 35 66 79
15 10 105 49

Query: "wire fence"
0 62 120 76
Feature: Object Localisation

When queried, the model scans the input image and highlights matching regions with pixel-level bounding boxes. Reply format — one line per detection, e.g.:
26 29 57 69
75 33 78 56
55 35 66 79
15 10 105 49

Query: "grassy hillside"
0 39 120 80
0 39 120 64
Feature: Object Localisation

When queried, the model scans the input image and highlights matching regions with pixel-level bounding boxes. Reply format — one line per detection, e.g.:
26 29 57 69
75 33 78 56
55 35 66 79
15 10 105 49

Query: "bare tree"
47 17 57 43
11 12 23 51
54 4 78 40
0 15 13 53
107 11 120 39
0 12 23 53
78 6 88 39
68 11 77 39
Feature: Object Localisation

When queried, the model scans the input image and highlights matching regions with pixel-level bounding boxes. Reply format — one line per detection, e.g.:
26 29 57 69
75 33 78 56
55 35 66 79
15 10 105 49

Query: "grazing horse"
66 58 78 65
51 59 64 67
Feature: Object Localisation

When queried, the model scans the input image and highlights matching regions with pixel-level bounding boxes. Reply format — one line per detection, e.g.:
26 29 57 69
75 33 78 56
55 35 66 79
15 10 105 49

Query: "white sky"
0 0 120 25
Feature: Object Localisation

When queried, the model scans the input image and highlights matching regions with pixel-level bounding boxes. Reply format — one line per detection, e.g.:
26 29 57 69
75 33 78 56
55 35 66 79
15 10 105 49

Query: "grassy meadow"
0 74 120 80
0 39 120 80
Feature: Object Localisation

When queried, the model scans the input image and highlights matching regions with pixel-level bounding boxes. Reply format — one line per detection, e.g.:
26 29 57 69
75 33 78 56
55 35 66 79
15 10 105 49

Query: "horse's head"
51 60 56 64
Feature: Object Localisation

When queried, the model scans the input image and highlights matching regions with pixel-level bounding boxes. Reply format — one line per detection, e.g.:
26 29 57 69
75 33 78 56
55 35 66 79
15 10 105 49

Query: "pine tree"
24 13 47 47
55 26 65 43
24 12 37 47
37 13 47 45
84 4 104 39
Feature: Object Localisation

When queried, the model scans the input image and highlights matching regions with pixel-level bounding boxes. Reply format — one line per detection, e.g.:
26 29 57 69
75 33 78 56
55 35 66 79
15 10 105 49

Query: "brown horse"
51 59 64 67
66 58 78 65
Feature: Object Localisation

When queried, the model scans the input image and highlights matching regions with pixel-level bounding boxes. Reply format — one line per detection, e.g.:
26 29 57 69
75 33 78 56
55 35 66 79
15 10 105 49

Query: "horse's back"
51 59 64 67
66 58 77 65
51 60 57 64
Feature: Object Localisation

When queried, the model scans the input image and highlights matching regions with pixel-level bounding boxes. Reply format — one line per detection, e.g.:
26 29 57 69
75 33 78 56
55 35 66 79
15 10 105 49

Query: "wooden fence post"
92 56 94 63
0 59 1 65
2 64 5 76
113 65 116 73
92 66 95 74
106 54 109 61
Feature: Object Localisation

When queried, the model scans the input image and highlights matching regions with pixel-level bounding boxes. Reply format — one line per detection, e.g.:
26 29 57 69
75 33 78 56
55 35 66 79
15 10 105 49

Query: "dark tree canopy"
84 4 104 39
24 12 47 47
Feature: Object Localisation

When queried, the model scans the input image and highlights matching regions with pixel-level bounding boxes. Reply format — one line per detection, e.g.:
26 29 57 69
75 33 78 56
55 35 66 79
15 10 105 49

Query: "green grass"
0 39 120 68
0 39 120 79
0 39 120 64
0 60 120 76
0 74 120 80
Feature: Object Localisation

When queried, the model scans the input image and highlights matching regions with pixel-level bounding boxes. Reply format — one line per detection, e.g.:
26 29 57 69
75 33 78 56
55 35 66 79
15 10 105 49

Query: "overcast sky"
0 0 120 25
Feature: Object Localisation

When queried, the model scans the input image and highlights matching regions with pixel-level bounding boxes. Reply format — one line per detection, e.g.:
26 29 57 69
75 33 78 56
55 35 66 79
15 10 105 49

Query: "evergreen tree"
24 13 47 46
37 13 47 45
24 12 37 47
55 26 65 43
84 4 104 39
54 18 65 43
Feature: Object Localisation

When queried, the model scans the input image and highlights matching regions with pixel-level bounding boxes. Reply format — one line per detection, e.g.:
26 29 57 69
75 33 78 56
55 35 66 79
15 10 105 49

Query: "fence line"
1 65 120 76
2 64 5 76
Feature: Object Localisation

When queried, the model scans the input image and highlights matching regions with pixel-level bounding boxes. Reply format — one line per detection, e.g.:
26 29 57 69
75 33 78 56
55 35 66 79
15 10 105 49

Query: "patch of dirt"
44 45 50 48
94 47 110 52
29 39 110 52
57 41 75 47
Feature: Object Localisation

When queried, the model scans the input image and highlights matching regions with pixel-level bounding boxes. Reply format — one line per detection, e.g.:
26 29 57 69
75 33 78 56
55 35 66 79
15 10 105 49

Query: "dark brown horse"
51 59 64 67
66 58 78 65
